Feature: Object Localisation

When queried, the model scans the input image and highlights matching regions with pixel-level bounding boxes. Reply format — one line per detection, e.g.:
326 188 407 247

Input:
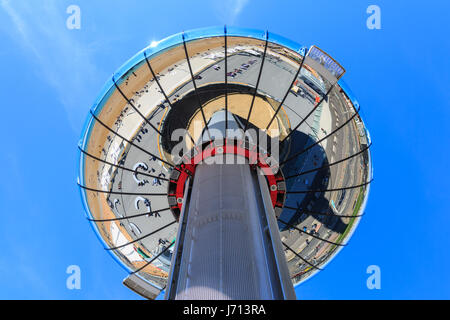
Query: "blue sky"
0 0 448 299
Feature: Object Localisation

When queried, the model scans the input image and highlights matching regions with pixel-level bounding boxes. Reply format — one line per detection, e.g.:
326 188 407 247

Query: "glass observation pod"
78 26 372 299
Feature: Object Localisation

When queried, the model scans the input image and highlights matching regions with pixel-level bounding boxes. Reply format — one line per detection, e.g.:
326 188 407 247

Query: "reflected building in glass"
78 27 372 300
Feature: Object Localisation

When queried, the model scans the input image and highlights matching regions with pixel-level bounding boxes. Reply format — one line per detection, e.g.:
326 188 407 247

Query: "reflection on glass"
78 27 372 290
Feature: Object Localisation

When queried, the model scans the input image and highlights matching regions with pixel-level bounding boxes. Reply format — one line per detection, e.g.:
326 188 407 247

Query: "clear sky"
0 0 448 299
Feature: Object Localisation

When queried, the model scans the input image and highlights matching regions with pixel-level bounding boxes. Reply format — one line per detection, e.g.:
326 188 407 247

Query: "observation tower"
78 27 373 300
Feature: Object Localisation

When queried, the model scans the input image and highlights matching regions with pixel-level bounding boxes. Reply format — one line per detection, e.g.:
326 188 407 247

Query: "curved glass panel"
78 26 373 291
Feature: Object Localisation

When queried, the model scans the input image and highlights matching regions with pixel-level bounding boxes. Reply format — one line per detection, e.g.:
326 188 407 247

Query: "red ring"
167 139 286 220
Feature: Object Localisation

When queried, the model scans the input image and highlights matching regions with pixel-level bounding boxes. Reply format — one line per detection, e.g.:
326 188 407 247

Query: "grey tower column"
165 155 296 300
